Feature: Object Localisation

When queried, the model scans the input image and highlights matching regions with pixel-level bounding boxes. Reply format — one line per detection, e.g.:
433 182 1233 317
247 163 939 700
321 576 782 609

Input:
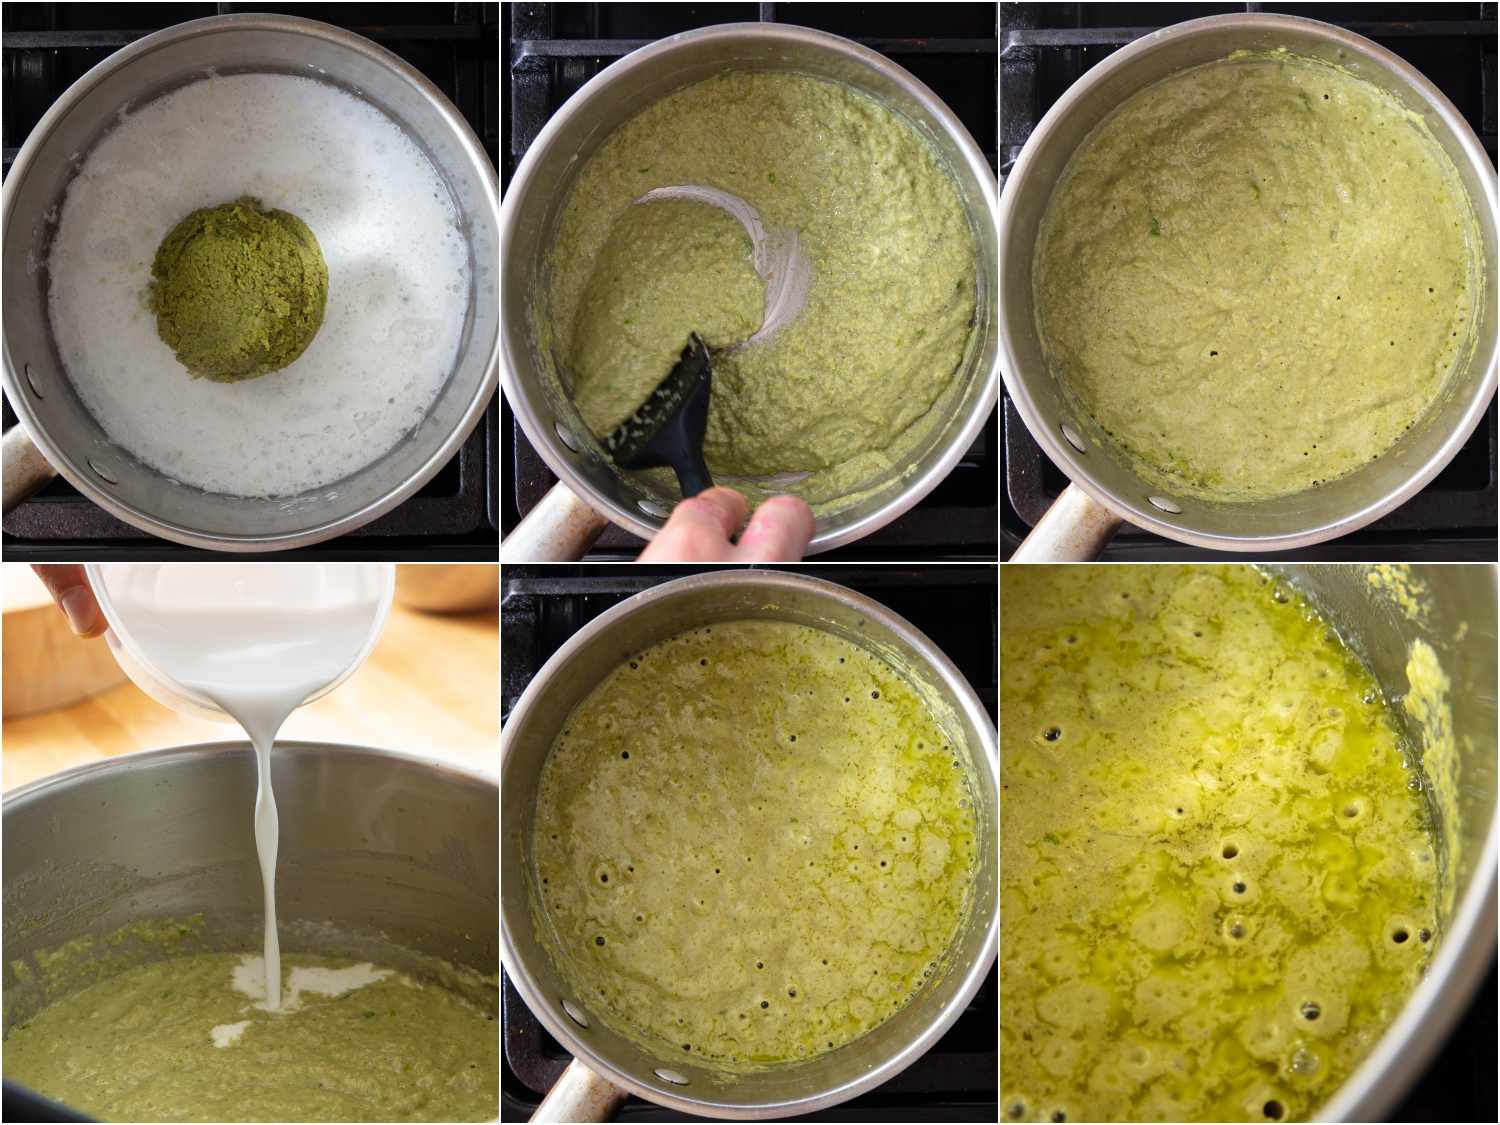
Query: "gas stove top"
501 564 998 1122
502 3 999 561
1000 2 1499 561
0 3 500 560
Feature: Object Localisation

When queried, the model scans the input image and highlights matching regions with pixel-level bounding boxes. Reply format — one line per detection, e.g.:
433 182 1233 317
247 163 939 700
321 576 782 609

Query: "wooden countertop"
2 599 498 793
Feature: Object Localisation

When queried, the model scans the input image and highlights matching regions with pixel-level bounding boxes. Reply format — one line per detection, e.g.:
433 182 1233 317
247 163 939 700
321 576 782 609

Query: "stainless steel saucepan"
1 15 498 551
999 14 1498 559
2 742 499 1118
501 23 998 560
501 571 998 1119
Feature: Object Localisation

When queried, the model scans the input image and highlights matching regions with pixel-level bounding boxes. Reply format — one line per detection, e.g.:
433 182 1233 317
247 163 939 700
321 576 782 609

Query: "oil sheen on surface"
1000 566 1438 1123
532 620 977 1068
546 72 976 506
1034 52 1480 501
3 950 496 1122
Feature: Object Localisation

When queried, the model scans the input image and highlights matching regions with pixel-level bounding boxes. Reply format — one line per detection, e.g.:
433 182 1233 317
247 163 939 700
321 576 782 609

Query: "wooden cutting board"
2 569 126 719
2 595 498 792
394 563 499 613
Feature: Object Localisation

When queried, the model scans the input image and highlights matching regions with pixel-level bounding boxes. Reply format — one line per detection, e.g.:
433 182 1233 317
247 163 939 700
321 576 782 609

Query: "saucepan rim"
499 20 999 556
997 11 1499 551
500 569 999 1118
2 738 500 810
2 739 500 1121
0 12 499 550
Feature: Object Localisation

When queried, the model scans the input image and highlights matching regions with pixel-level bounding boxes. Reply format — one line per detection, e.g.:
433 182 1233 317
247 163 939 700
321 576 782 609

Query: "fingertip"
33 564 105 638
63 590 107 638
673 488 747 538
735 495 816 562
691 487 749 531
638 487 749 561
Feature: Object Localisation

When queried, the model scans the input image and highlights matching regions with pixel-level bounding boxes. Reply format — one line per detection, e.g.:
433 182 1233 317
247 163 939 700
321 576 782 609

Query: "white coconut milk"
48 73 470 497
98 564 389 1009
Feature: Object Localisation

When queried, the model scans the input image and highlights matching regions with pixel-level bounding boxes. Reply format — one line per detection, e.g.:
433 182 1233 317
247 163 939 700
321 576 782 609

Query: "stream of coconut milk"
102 569 386 1010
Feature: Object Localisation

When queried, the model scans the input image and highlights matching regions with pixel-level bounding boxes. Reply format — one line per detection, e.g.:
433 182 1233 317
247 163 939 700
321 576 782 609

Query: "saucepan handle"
2 424 58 513
501 483 611 562
530 1058 630 1123
1012 481 1124 561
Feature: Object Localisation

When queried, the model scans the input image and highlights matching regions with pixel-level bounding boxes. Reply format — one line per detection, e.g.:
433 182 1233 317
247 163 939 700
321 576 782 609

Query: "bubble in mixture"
1001 566 1439 1123
533 619 976 1068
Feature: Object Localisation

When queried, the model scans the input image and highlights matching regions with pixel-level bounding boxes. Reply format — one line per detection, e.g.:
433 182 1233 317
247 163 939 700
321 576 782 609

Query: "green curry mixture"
532 620 978 1068
567 196 765 439
150 196 328 383
547 72 977 505
1000 566 1440 1123
4 948 496 1122
1035 52 1480 501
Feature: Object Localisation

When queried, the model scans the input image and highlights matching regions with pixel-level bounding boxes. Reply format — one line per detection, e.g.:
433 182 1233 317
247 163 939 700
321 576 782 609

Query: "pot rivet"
87 458 119 484
654 1068 690 1085
560 998 590 1028
1148 494 1182 514
555 421 581 452
1060 421 1087 453
24 363 44 399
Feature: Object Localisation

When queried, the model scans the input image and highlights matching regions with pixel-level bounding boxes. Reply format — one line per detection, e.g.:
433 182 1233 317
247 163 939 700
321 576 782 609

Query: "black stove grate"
1 2 500 560
1000 2 1499 561
501 564 998 1123
502 3 999 561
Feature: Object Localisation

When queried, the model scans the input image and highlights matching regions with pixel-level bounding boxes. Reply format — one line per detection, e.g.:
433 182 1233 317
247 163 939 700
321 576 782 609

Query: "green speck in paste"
1149 216 1162 237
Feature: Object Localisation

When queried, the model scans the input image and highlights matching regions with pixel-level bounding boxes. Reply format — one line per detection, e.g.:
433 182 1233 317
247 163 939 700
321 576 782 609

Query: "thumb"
32 564 107 638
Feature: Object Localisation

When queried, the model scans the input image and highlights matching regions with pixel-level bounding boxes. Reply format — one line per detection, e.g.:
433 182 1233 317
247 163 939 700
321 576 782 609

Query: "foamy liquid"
47 73 470 497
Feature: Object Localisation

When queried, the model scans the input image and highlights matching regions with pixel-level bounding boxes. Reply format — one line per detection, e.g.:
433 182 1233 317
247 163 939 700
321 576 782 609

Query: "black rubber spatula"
605 333 714 497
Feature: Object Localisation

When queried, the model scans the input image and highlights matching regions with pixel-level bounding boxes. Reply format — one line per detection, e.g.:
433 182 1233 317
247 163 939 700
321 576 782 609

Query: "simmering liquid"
1001 566 1439 1123
532 619 978 1068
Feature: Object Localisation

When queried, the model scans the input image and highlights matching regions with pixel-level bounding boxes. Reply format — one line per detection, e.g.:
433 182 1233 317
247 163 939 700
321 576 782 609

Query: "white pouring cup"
86 563 394 723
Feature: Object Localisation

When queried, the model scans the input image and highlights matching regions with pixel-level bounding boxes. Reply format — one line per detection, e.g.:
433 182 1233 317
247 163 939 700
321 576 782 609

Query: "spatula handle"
673 449 714 498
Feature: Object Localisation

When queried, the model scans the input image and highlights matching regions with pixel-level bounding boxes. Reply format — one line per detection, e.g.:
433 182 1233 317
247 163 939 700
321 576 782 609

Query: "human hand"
32 564 107 638
639 487 815 562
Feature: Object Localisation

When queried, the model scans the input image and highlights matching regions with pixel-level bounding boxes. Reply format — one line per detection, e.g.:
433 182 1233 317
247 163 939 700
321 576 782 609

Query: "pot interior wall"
2 18 498 541
1000 16 1497 544
503 25 997 543
501 574 997 1114
1264 563 1498 1119
1274 564 1498 920
2 743 498 1033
